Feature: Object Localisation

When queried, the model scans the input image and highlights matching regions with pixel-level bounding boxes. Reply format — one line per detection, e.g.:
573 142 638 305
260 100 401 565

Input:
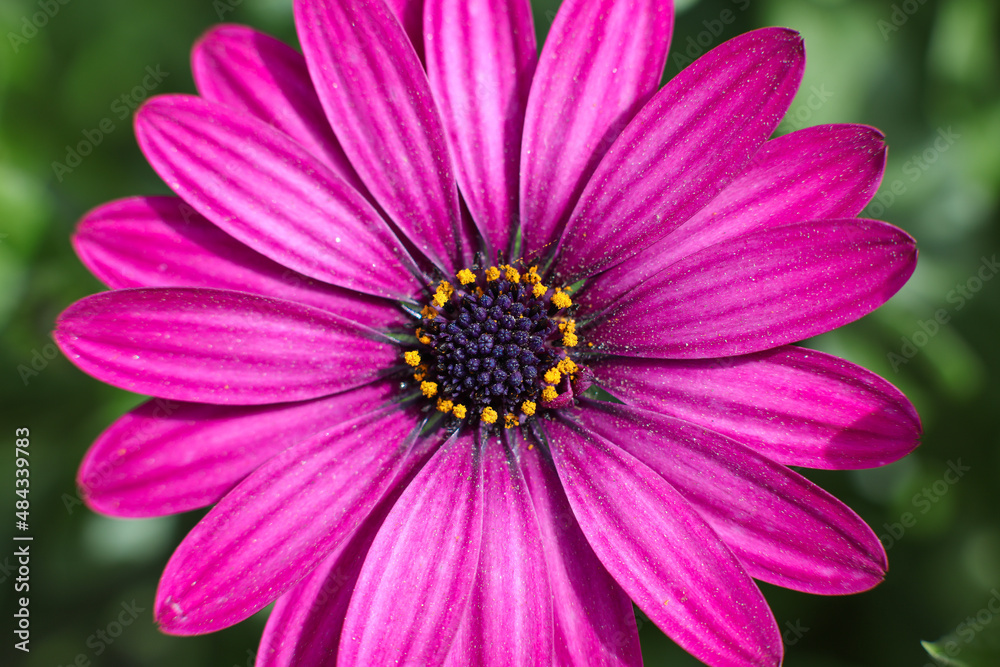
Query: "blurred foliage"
1 0 999 665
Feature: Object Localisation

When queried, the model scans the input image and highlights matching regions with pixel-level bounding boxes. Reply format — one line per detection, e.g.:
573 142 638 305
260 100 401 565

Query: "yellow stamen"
504 265 521 283
521 400 536 416
524 266 542 284
543 367 562 384
456 269 476 285
481 407 498 424
432 292 448 308
557 358 578 375
563 331 579 347
404 351 421 366
419 335 431 345
438 280 454 297
420 381 438 398
542 386 558 402
551 290 572 309
532 283 548 298
485 266 501 281
452 404 467 419
436 398 454 413
413 364 428 381
504 413 518 429
421 305 437 319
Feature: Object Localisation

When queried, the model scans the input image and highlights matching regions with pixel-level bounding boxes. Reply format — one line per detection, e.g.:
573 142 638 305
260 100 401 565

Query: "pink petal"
587 218 917 358
519 0 673 263
578 401 889 595
519 439 642 667
79 380 397 518
155 406 434 635
546 418 782 667
580 123 888 311
443 437 552 666
55 288 398 405
257 484 401 667
553 28 805 282
591 347 920 470
191 24 366 192
387 0 425 62
425 0 536 258
338 432 483 666
135 94 420 300
74 196 409 323
295 0 469 274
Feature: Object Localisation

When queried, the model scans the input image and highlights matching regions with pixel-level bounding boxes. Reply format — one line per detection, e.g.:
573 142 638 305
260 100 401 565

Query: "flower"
54 0 920 665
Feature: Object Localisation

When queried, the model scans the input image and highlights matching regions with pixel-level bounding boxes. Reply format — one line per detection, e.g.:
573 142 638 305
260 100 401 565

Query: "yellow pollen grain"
532 283 548 298
404 351 421 366
421 305 437 319
456 269 476 285
525 266 541 284
452 404 467 419
419 335 431 345
438 280 454 297
551 290 573 309
432 292 447 308
485 266 501 281
436 398 454 413
544 367 562 384
504 413 518 429
504 265 521 283
420 381 438 398
521 400 536 416
481 407 498 424
542 386 558 402
563 332 579 347
557 358 578 375
413 369 426 381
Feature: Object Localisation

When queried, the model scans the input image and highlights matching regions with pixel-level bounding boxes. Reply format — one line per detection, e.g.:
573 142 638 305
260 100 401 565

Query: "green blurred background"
1 0 999 665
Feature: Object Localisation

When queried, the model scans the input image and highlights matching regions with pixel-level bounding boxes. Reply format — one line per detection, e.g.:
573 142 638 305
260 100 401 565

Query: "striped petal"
73 196 408 322
135 95 420 300
295 0 469 273
586 219 917 358
547 418 782 667
155 406 433 635
425 0 536 257
191 24 366 191
338 432 484 666
55 288 398 405
519 0 673 263
577 401 889 595
591 347 920 470
580 123 888 312
552 27 804 282
79 380 398 518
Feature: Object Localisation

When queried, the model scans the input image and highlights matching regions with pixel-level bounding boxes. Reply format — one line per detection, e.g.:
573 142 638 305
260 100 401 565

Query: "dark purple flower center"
404 264 588 428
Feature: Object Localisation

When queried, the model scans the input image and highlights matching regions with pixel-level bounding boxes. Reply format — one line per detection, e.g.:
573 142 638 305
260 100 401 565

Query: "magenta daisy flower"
55 0 920 665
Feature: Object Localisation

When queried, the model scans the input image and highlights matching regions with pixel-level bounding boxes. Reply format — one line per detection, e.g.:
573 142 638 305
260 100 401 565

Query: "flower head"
56 0 920 665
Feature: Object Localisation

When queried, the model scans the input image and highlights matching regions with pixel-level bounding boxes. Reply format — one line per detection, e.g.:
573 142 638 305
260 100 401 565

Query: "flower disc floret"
405 266 582 427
